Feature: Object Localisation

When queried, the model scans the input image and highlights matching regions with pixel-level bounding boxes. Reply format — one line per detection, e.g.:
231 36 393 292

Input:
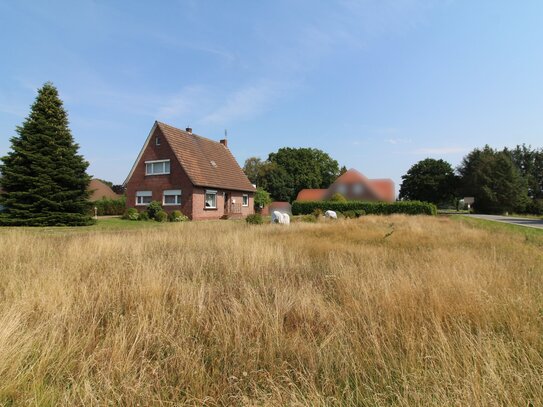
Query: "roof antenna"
224 129 228 139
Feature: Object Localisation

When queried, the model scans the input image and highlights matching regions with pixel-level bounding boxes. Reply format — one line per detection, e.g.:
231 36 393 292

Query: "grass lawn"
0 215 542 405
452 214 543 246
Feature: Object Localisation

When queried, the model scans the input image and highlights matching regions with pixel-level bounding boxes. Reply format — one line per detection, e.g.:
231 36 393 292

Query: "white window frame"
155 136 161 146
136 191 152 206
205 190 217 209
145 159 170 175
163 189 182 206
242 194 249 207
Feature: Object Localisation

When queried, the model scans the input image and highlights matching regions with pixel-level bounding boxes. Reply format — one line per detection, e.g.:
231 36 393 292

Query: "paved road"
464 214 543 229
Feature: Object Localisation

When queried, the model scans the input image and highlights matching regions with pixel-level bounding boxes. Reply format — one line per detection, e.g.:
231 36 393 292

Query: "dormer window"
155 136 161 146
145 159 170 175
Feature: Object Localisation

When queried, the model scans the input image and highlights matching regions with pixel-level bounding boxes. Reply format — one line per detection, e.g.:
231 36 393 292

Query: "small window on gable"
145 159 170 175
155 136 161 146
163 189 181 205
337 184 348 195
205 190 217 209
242 194 249 207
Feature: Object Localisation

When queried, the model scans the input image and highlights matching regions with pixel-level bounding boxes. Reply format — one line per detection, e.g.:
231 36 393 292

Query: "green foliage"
329 192 347 202
138 211 150 221
169 210 188 222
292 200 437 216
0 82 93 226
92 196 126 216
246 148 340 202
155 210 168 222
399 158 458 205
254 187 272 211
458 146 530 214
245 213 263 225
146 201 163 220
122 207 139 221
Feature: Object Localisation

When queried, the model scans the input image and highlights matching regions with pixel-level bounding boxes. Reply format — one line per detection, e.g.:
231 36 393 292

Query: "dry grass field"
0 215 542 406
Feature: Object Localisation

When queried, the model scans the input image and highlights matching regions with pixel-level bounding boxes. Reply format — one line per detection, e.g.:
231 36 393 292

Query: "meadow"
0 215 542 406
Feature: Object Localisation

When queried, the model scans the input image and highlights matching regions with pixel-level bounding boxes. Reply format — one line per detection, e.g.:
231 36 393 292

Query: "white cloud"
201 81 282 124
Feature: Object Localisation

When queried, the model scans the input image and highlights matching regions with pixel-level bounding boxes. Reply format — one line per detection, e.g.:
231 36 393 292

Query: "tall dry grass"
0 216 542 406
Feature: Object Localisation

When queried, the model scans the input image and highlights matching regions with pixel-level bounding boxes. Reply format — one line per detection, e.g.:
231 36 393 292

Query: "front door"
224 192 230 214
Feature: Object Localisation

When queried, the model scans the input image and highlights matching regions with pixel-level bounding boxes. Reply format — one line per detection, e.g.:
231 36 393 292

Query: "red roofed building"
296 169 395 202
124 122 255 220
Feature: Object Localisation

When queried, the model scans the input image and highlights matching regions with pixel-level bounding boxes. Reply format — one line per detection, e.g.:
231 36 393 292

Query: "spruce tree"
0 82 93 226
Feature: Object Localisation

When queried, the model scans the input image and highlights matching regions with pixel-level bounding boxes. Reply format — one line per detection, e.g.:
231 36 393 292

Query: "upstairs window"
136 191 152 206
163 190 182 206
145 159 170 175
242 194 249 207
155 136 161 146
353 183 364 195
205 190 217 209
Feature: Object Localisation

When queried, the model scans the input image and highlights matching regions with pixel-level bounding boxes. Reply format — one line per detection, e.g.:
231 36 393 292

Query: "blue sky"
1 1 542 191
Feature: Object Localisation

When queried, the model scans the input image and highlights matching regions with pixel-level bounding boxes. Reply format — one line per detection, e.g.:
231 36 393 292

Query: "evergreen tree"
458 146 529 214
0 82 93 226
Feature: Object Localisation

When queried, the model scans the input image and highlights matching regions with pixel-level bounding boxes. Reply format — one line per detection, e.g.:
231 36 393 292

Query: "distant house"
124 121 255 220
297 168 395 202
88 179 121 201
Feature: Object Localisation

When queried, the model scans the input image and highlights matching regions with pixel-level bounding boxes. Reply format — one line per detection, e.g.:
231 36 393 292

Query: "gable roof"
296 189 328 201
125 121 255 192
369 179 395 202
88 179 121 201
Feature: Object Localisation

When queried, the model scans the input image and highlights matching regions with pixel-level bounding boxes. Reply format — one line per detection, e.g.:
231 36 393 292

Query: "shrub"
300 214 317 223
312 208 323 217
169 210 189 222
92 196 126 216
246 214 263 225
138 211 150 221
342 209 366 219
292 200 437 216
155 210 168 222
342 210 356 219
329 192 347 202
146 201 163 220
122 207 139 221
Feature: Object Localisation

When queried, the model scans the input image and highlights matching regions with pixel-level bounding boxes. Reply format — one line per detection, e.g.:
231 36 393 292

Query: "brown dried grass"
0 215 542 405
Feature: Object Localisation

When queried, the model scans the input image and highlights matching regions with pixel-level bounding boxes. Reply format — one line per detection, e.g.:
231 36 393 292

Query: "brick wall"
126 126 254 220
125 127 194 218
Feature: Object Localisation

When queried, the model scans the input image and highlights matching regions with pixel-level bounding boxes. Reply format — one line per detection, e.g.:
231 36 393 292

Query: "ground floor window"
205 190 217 208
242 194 249 206
136 191 152 205
163 189 182 205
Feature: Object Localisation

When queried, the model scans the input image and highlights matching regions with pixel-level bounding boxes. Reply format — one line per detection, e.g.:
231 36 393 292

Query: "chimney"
220 139 228 147
185 127 192 134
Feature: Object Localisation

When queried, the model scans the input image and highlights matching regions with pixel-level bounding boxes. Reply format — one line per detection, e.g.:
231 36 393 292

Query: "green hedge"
92 196 126 216
291 200 437 216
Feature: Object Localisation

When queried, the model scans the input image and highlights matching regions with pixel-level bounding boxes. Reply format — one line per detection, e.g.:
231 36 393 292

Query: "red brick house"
296 168 395 202
124 121 255 220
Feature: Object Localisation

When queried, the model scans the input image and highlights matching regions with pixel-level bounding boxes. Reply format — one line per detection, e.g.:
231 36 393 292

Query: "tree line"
399 146 543 214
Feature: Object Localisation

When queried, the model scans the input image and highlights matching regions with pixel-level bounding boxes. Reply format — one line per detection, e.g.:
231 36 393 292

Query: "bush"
329 192 347 202
300 214 317 223
92 196 126 216
146 201 163 220
312 208 323 217
246 214 263 225
122 207 139 221
155 210 168 222
342 209 366 219
292 200 437 216
138 211 150 221
169 210 189 222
